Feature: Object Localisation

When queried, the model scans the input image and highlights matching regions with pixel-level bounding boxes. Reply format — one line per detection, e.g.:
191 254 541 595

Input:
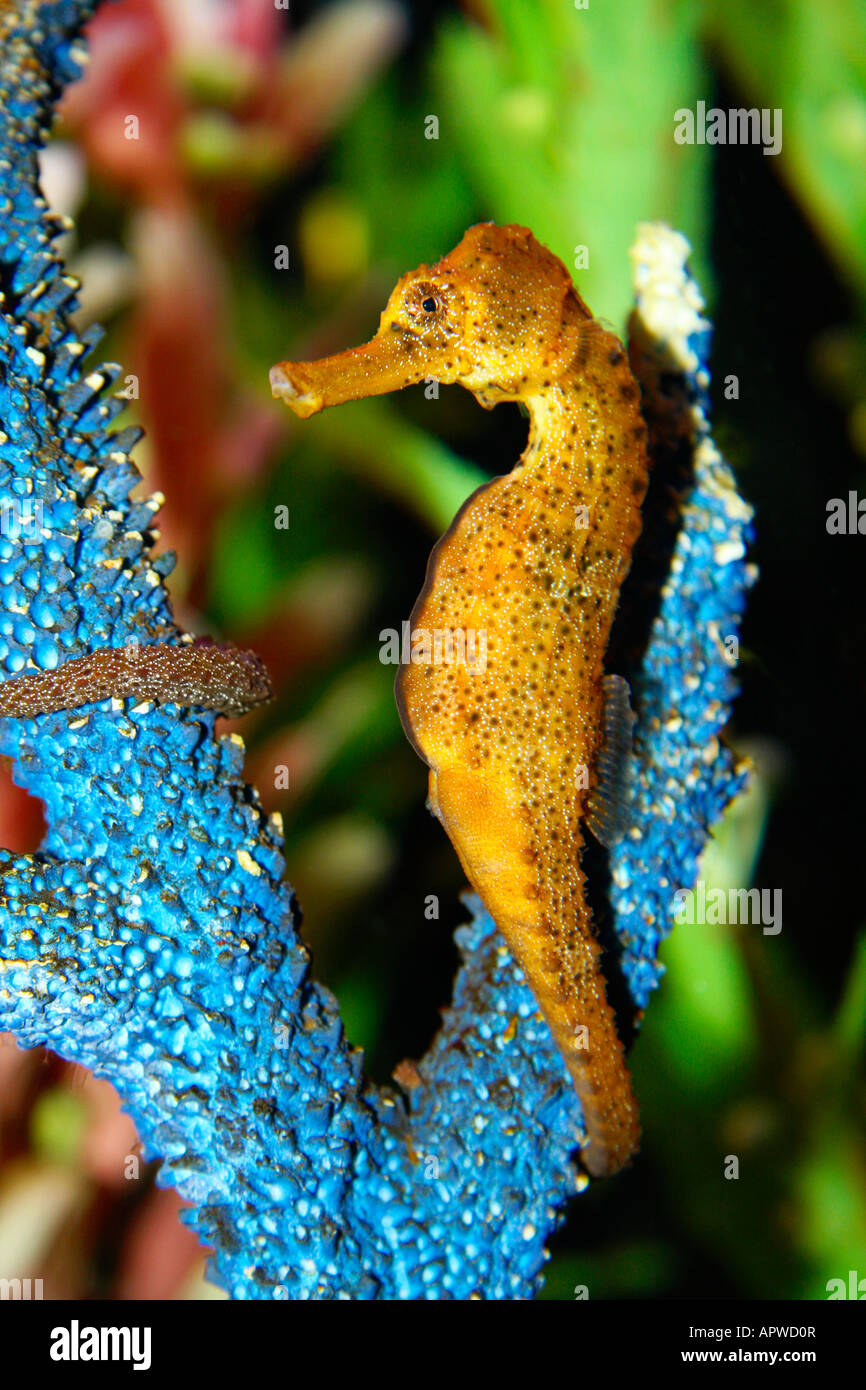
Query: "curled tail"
523 913 641 1177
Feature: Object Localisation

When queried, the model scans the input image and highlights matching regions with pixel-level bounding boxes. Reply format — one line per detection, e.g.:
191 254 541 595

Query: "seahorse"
270 223 649 1176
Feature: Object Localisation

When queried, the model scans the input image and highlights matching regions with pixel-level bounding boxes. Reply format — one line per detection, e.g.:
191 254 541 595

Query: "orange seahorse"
270 222 649 1177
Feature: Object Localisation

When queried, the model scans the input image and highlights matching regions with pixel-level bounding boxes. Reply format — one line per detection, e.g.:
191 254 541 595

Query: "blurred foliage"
29 1089 88 1168
433 0 712 324
709 0 866 305
0 0 863 1299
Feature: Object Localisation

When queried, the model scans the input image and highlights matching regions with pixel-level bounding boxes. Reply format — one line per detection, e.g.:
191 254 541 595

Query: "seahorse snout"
269 363 322 418
271 333 429 418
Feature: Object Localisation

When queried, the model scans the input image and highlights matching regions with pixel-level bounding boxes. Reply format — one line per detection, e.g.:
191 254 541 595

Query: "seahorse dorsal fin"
585 674 637 848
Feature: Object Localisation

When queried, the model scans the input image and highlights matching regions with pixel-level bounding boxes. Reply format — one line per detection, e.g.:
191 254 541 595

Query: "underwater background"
0 0 863 1300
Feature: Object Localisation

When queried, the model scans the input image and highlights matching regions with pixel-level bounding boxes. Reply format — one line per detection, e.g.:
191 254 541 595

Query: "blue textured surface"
0 1 754 1298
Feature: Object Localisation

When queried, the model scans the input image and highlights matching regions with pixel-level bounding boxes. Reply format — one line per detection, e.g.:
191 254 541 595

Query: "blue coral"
0 2 753 1298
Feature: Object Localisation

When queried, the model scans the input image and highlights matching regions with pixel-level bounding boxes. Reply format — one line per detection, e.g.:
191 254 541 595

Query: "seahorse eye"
407 282 445 324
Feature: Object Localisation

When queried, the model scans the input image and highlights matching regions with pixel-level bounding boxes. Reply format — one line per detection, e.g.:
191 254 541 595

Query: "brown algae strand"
0 641 273 720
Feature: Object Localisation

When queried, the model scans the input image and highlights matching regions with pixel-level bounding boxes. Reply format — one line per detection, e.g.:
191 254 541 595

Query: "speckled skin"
272 225 647 1175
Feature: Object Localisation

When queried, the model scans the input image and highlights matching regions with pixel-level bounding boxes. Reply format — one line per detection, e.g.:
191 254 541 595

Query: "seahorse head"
270 223 588 417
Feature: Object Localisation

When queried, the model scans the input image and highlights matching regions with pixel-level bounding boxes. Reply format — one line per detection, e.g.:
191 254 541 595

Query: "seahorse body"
272 223 648 1176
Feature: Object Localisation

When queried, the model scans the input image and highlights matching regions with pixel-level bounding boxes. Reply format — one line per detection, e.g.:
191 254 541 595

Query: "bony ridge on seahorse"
270 222 649 1177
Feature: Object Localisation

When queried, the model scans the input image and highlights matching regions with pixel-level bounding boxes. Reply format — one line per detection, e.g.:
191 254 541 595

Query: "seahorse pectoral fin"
585 673 637 848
